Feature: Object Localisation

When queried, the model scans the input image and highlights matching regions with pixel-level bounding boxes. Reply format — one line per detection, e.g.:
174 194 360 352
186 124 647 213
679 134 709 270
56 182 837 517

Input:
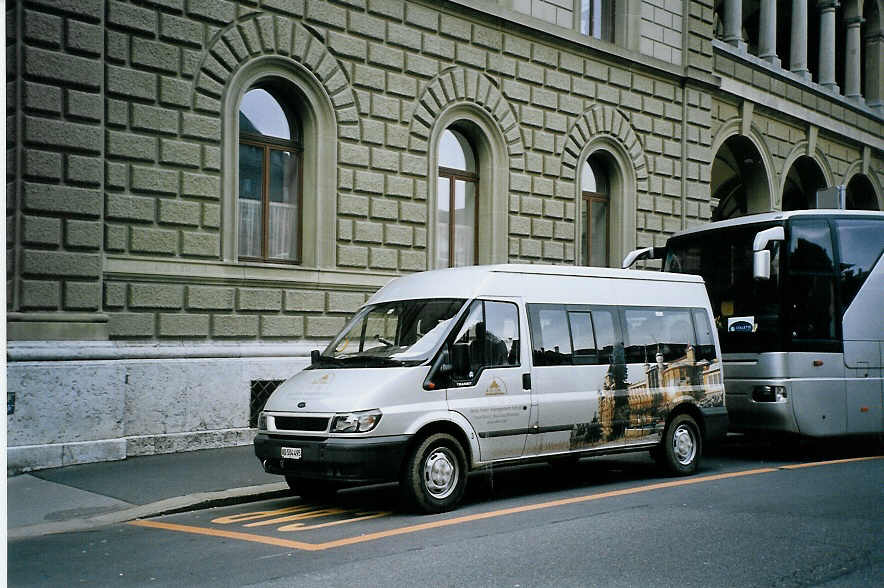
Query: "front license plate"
281 447 302 460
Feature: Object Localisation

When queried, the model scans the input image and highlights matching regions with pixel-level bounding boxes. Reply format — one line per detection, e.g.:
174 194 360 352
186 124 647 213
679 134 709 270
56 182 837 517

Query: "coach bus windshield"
664 223 783 353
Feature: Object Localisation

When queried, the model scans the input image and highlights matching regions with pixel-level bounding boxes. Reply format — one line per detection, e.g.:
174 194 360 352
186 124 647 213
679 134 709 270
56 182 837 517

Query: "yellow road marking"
129 456 882 552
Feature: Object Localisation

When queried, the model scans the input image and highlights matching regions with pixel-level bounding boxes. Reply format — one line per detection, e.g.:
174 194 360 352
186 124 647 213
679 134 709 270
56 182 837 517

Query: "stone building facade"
7 0 883 472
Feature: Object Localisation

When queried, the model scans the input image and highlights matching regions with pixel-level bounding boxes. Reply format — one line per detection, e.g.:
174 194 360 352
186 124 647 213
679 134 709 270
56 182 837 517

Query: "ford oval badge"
297 402 306 408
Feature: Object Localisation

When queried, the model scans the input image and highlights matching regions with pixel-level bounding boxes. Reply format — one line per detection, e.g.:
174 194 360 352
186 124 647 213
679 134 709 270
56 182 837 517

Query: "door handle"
522 373 531 390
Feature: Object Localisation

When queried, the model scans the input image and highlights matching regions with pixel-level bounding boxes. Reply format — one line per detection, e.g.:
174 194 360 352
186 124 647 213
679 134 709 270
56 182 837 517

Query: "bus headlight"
331 409 382 433
257 412 268 430
752 386 787 403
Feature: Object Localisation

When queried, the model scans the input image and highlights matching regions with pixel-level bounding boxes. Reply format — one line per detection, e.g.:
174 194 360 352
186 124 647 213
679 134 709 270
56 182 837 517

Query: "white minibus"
255 264 727 512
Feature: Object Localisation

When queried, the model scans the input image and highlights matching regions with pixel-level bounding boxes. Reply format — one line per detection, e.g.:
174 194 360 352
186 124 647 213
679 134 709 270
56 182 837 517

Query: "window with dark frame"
436 129 478 268
581 158 610 267
238 87 303 264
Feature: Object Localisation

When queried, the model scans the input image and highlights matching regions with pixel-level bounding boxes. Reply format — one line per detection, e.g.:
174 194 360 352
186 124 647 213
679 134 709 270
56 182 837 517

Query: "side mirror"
622 246 665 269
310 349 320 366
753 250 771 280
752 226 784 281
450 342 470 376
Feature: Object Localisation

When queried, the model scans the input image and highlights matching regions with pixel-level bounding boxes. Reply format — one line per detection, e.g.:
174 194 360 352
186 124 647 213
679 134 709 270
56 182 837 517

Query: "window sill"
103 255 399 289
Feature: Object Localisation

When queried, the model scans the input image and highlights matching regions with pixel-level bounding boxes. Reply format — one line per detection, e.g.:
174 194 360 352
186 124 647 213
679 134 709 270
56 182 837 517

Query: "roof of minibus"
669 209 884 240
368 264 704 304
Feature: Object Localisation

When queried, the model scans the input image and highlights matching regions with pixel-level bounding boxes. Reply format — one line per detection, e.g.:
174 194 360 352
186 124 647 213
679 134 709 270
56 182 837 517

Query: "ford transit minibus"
255 264 727 512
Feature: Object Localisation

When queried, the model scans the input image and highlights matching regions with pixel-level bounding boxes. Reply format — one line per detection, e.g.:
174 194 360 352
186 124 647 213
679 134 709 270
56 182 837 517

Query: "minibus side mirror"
450 342 470 377
311 349 320 366
439 348 453 375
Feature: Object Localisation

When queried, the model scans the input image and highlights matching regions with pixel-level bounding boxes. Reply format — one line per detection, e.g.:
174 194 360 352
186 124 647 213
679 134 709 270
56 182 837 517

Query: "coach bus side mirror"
752 226 784 281
622 246 665 269
753 250 771 280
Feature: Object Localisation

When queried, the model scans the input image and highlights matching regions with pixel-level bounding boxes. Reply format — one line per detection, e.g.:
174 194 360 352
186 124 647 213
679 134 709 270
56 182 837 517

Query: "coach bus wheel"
403 432 467 513
658 414 701 475
285 476 337 502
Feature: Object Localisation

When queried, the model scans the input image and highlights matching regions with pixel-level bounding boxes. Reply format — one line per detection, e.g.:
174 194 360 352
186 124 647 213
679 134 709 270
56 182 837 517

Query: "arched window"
436 129 478 268
783 156 826 210
580 157 610 267
238 86 302 263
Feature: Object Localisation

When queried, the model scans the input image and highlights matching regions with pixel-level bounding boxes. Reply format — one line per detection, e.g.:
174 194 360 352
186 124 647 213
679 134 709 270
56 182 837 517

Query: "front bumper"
254 433 411 484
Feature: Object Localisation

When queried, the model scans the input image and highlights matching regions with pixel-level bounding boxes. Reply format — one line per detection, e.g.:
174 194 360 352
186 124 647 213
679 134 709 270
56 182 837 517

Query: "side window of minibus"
692 309 716 361
484 301 520 367
623 308 695 363
528 305 573 366
590 309 619 365
449 300 520 382
568 311 597 364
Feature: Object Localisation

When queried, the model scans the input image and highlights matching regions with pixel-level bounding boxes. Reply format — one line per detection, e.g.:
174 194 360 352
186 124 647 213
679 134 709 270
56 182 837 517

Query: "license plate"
281 447 302 460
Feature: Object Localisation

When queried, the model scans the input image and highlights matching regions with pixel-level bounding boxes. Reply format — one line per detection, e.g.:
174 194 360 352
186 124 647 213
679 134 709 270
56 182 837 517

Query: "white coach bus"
624 210 884 439
255 265 726 513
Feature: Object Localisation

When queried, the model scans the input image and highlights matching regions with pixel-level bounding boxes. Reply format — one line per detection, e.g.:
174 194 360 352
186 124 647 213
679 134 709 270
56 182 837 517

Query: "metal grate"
250 379 284 428
274 416 330 432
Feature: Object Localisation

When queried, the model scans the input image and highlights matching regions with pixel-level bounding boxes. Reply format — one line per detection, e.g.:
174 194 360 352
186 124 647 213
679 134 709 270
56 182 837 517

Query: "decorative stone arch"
779 143 835 209
709 120 777 215
194 15 360 268
842 160 884 209
409 68 525 266
561 105 647 267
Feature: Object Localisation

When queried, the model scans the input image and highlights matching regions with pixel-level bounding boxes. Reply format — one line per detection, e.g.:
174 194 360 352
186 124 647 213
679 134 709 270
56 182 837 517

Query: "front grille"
274 416 330 432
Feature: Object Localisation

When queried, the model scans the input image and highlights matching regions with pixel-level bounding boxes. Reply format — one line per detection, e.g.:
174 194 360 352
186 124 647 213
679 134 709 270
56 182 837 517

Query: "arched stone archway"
710 135 771 220
846 173 881 209
783 156 827 210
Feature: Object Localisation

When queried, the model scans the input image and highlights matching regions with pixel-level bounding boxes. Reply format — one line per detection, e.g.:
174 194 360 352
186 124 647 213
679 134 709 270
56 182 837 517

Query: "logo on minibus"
486 378 507 396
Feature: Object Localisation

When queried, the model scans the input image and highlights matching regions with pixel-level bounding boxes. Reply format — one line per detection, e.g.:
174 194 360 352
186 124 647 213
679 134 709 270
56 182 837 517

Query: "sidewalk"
7 445 289 540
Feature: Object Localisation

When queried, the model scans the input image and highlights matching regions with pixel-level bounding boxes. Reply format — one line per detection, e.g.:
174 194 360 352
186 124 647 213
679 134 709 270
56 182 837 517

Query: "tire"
656 414 702 475
285 476 337 502
402 433 467 514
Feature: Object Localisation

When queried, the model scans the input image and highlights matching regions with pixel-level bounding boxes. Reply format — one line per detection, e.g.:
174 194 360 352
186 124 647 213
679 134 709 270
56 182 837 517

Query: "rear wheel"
402 433 467 513
285 476 338 502
656 414 702 475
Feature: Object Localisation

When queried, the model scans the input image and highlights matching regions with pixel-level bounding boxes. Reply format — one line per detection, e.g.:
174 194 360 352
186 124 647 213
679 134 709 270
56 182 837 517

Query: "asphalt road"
9 439 884 587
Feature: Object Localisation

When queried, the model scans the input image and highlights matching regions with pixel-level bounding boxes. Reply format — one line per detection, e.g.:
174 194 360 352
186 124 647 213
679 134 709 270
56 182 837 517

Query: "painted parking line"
129 455 882 552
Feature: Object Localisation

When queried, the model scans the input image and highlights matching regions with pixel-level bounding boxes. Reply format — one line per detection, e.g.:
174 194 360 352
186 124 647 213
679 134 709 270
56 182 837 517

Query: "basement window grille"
250 379 284 427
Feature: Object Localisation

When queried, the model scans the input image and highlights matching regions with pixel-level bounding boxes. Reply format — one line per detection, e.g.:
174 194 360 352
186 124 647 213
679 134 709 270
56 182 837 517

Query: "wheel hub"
424 448 458 499
672 425 696 465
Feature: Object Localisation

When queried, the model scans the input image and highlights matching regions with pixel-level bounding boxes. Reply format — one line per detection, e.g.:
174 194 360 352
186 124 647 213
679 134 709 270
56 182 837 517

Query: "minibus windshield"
318 298 467 368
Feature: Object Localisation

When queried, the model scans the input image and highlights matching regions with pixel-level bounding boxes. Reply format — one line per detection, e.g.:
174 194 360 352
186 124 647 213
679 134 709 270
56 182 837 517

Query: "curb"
8 482 291 541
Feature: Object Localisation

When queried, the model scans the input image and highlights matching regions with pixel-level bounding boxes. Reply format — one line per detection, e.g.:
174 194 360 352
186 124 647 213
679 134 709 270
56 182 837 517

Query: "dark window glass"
484 301 520 367
591 309 619 364
664 222 783 353
451 301 484 380
528 305 573 366
623 308 695 363
833 219 884 313
789 220 835 273
787 219 837 348
786 274 837 342
692 309 716 361
449 300 519 381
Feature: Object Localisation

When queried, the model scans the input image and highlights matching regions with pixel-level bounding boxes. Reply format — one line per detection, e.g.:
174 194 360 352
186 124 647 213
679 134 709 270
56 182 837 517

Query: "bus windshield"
317 298 466 368
664 223 783 353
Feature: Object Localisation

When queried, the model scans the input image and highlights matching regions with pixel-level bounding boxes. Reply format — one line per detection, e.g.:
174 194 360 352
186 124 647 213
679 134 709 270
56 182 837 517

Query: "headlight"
257 412 268 430
331 409 382 433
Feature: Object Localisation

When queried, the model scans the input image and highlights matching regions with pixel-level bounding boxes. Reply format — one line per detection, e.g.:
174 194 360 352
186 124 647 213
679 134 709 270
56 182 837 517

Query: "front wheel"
402 433 467 513
656 414 702 475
